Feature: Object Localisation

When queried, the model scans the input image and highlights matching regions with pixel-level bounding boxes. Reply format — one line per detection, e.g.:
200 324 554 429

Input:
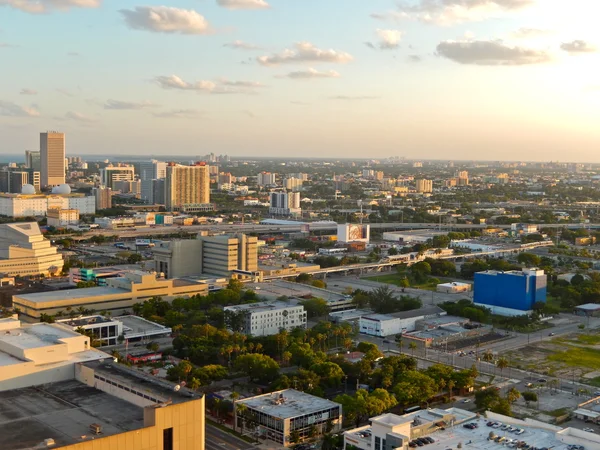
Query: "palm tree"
397 340 404 353
496 357 509 377
482 349 494 364
447 380 455 399
236 403 248 433
438 378 447 396
188 377 201 390
506 387 520 404
409 342 417 356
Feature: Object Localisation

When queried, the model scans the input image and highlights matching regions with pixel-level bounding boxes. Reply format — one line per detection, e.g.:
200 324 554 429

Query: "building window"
375 437 381 450
163 427 173 450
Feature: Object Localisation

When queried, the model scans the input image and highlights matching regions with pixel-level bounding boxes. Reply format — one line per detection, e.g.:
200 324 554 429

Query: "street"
206 423 258 450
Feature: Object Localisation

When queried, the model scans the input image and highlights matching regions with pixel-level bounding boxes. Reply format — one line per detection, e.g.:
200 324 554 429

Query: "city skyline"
0 0 598 161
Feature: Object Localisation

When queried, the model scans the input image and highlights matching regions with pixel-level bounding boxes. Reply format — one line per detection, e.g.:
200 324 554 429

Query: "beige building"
154 233 258 278
93 185 113 209
100 165 135 190
165 163 210 212
13 271 209 320
47 208 79 227
416 179 433 193
0 222 64 276
0 316 107 391
40 131 66 188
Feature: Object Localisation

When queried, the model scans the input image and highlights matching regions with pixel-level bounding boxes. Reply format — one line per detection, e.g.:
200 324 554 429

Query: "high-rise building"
40 131 65 188
269 191 301 215
9 171 28 194
114 179 141 198
165 163 210 212
25 169 40 192
257 172 276 186
154 233 258 278
99 165 135 190
139 160 167 204
25 150 41 171
284 177 304 192
152 179 166 205
92 186 112 210
456 170 469 186
416 179 433 193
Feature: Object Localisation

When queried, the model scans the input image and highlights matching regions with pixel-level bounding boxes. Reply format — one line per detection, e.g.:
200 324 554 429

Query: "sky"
0 0 599 161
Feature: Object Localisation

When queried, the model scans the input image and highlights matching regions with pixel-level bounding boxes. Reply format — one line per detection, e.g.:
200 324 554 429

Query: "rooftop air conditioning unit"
89 423 102 435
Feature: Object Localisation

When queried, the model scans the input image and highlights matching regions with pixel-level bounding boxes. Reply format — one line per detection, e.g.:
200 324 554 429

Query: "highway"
206 423 257 450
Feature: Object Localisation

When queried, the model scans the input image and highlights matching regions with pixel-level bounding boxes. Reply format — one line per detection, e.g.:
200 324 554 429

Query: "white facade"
450 240 500 252
337 223 370 243
56 315 123 346
47 208 80 227
437 282 471 294
257 172 276 186
284 177 303 191
0 194 95 217
359 308 447 337
224 301 307 336
100 166 135 190
269 191 301 216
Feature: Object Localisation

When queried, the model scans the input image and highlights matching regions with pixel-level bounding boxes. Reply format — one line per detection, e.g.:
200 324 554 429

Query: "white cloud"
370 11 409 22
511 27 555 39
369 29 403 50
224 40 261 50
257 42 353 66
278 68 341 79
104 99 159 110
220 79 265 88
153 109 202 119
120 6 211 35
436 39 552 65
560 40 597 55
20 88 37 95
155 75 217 91
390 0 535 26
65 111 95 122
216 0 269 10
0 100 39 117
0 0 100 14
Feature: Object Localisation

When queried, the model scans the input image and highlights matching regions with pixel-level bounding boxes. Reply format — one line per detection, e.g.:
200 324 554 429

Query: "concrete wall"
0 361 75 391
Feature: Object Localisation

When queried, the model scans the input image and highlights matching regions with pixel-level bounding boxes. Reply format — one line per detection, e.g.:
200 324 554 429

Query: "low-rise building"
0 192 95 217
224 301 307 336
46 207 79 227
436 282 471 294
235 389 342 446
13 271 209 321
359 306 446 337
382 230 448 244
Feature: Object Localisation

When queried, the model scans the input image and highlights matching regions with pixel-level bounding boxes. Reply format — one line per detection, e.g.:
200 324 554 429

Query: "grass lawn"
547 346 600 370
364 274 439 291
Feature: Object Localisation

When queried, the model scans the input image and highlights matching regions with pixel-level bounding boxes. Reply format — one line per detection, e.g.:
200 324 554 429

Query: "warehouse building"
235 389 342 446
359 306 446 337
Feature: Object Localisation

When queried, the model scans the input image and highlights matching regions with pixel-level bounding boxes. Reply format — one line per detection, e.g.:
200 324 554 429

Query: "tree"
312 279 327 289
290 430 301 444
234 353 280 383
517 252 542 267
482 350 494 364
399 278 410 288
188 377 201 390
300 298 330 318
521 391 537 406
310 362 345 387
227 277 244 292
146 341 160 352
410 261 432 283
409 342 418 356
127 253 143 264
224 310 247 333
496 357 509 376
506 387 520 404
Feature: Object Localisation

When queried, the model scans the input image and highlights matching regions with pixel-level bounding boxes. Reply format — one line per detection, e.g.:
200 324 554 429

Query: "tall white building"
40 132 65 188
416 179 433 193
257 172 276 186
139 160 167 204
269 191 301 216
284 177 304 192
224 301 307 336
164 163 210 212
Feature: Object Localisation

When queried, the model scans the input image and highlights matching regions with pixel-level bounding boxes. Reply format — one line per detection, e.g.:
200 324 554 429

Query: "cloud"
120 6 211 35
0 100 40 117
20 88 37 95
370 11 409 22
65 111 95 122
0 0 100 14
511 27 555 39
329 95 379 100
278 68 341 79
393 0 535 26
257 42 353 66
367 29 403 50
407 55 423 63
560 40 597 55
104 99 159 110
155 75 217 92
153 109 202 119
56 88 75 97
224 40 261 50
0 42 18 48
67 51 80 57
220 79 266 88
436 39 552 65
216 0 270 10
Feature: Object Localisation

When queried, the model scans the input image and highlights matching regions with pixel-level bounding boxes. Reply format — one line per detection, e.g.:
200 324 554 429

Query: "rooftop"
114 315 171 338
224 301 301 314
236 389 341 419
14 286 127 304
0 380 144 450
56 315 114 327
0 322 81 350
576 303 600 311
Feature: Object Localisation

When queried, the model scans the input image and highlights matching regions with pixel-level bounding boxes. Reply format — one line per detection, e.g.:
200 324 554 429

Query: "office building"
114 179 141 198
13 271 209 320
474 268 547 316
152 178 166 205
154 233 258 278
139 159 167 204
100 165 135 190
47 208 79 228
224 301 307 336
269 191 301 216
456 170 469 186
337 223 370 243
69 266 126 286
235 389 342 446
25 168 40 192
25 150 41 171
93 185 113 210
0 222 64 277
9 171 28 194
0 358 205 450
416 179 433 193
165 162 210 212
0 316 108 391
257 171 276 186
284 177 304 192
40 131 66 188
0 191 95 217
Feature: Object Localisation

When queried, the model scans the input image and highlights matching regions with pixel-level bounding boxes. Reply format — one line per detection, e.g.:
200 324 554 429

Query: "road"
206 424 257 450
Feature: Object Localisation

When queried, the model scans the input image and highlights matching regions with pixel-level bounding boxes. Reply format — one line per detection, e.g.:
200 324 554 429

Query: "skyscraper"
40 132 65 188
99 165 135 190
25 150 41 171
139 160 167 204
165 163 210 211
92 186 112 210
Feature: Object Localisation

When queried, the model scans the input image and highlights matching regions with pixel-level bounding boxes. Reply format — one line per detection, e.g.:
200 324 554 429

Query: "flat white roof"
114 315 171 338
224 301 301 314
0 323 80 350
14 286 127 304
236 389 340 419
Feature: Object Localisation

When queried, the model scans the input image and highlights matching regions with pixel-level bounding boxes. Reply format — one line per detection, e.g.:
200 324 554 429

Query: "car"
486 421 495 427
594 391 600 396
501 424 510 430
416 438 429 445
424 437 434 443
493 422 501 428
516 429 525 435
508 426 516 432
583 428 595 433
409 443 417 448
462 399 471 403
538 378 547 383
549 332 555 336
383 340 392 344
